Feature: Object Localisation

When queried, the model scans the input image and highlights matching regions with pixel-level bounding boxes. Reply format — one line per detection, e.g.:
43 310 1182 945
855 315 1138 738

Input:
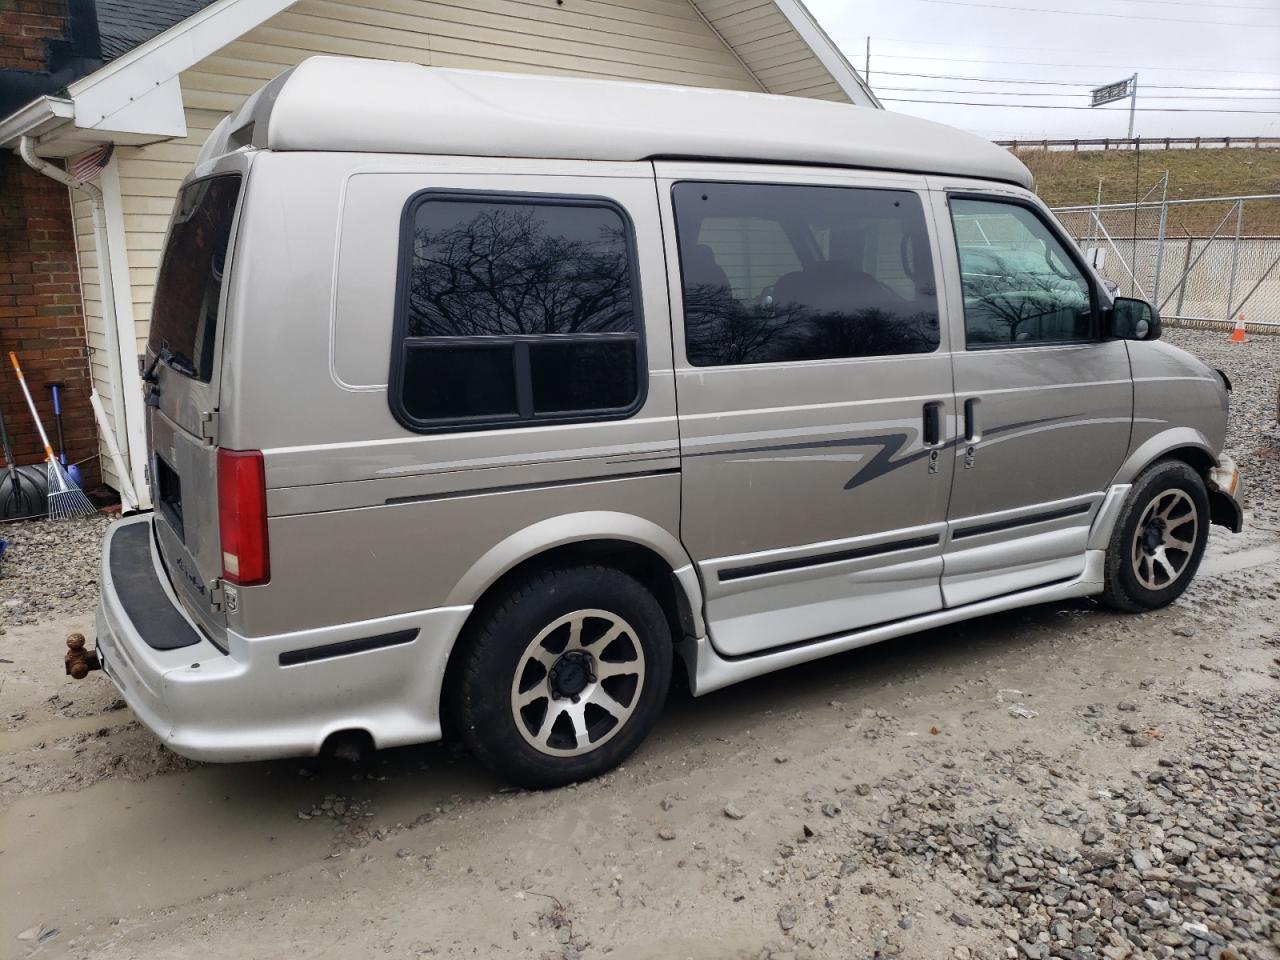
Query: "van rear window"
148 174 242 383
389 191 645 432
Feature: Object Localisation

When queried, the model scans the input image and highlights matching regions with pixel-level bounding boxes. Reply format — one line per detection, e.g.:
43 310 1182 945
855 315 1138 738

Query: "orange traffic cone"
1228 314 1248 343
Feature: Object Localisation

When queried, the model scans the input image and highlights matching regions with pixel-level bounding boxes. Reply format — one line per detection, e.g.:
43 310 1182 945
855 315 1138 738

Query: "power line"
1138 82 1280 91
873 86 1280 100
915 0 1280 29
1004 0 1276 10
871 34 1280 68
870 69 1280 91
870 51 1280 75
880 97 1280 113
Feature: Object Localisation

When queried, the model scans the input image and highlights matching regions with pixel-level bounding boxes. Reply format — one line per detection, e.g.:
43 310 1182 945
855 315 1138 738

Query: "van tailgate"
150 407 229 646
144 169 246 645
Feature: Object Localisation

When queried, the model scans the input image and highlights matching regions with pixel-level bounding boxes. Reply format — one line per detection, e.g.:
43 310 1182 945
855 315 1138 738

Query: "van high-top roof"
211 56 1032 190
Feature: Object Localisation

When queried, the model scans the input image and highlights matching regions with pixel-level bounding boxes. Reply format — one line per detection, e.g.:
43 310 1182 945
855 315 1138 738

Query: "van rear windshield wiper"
143 346 198 383
165 351 198 377
142 348 199 407
142 346 172 385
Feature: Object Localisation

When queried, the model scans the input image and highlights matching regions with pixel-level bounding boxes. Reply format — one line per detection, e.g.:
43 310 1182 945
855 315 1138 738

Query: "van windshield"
148 174 242 383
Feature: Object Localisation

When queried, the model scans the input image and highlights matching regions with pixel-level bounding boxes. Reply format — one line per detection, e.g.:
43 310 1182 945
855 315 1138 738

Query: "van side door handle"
922 401 943 446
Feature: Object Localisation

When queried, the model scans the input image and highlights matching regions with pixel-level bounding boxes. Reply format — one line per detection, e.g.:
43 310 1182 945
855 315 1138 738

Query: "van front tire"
1102 460 1210 612
451 565 672 789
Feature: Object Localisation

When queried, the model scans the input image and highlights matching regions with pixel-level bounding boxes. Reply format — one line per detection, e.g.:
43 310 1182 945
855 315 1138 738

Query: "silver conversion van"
94 57 1243 788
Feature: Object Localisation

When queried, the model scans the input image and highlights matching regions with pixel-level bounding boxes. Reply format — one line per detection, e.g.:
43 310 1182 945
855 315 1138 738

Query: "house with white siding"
0 0 876 508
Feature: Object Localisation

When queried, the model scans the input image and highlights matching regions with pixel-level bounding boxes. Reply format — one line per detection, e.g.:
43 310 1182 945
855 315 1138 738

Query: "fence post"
1152 191 1169 304
1224 200 1243 321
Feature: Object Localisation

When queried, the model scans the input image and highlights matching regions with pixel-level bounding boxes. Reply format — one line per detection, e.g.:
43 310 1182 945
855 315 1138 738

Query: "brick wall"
0 152 101 489
0 0 67 71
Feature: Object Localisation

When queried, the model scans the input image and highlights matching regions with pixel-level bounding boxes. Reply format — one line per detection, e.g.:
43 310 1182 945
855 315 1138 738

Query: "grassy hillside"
1016 147 1280 235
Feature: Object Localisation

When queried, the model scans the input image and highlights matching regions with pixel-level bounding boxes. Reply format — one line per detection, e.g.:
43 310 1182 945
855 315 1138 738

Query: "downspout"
18 135 141 511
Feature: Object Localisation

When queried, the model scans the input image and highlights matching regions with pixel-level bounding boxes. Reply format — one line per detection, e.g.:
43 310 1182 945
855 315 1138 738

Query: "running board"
683 550 1105 696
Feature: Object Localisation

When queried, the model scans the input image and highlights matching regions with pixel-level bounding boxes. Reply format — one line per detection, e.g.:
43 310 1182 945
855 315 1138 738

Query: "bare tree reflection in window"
406 205 633 338
950 200 1093 346
960 261 1090 344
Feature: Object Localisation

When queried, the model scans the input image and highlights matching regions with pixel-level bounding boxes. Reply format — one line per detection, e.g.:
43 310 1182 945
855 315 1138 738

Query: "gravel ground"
766 690 1280 960
0 515 110 627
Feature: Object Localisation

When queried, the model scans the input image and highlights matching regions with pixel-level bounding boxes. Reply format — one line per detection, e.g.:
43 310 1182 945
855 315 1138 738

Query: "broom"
7 352 96 520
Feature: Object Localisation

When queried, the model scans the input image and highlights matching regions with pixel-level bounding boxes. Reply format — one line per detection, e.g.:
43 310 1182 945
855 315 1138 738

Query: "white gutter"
17 136 141 511
0 96 73 149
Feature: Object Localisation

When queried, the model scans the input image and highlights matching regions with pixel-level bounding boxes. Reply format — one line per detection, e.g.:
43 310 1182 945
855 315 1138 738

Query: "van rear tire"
1101 460 1210 612
450 564 672 789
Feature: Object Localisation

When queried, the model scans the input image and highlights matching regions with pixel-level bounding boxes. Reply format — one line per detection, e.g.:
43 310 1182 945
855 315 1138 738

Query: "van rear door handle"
962 399 981 470
922 401 943 446
964 398 981 442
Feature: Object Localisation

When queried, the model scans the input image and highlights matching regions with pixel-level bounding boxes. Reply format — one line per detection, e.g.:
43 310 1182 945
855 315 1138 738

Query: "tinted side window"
672 182 939 366
393 195 643 429
950 197 1094 347
149 174 242 383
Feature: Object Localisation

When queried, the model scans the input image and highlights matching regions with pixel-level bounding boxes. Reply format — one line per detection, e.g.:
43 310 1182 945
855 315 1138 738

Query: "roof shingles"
95 0 220 61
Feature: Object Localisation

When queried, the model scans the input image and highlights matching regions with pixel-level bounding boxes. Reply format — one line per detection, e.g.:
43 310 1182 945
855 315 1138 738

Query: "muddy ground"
1 329 1277 960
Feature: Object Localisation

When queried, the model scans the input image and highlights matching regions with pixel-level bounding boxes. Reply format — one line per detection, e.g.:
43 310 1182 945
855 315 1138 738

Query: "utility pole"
1127 72 1138 139
865 37 871 85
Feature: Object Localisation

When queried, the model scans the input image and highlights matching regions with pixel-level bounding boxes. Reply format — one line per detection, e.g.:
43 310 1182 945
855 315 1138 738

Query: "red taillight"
216 448 269 586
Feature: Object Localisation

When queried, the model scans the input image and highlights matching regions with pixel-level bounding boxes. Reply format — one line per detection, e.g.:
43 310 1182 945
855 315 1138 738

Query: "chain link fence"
1053 195 1280 331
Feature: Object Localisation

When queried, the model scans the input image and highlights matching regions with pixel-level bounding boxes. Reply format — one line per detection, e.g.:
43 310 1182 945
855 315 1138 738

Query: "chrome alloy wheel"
510 609 646 757
1130 488 1199 591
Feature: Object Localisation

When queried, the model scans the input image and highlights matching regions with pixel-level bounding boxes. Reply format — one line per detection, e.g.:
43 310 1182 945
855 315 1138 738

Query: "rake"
7 352 96 520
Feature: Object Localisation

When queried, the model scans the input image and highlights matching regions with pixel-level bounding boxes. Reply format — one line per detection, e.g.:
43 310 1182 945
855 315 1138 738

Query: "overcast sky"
805 0 1280 141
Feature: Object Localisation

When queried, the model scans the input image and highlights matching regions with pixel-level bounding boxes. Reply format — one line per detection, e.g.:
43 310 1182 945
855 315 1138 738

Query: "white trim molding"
771 0 882 108
98 156 152 508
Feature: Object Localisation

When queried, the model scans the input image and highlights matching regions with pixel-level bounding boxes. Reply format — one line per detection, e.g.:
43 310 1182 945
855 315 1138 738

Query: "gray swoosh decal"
684 414 1075 492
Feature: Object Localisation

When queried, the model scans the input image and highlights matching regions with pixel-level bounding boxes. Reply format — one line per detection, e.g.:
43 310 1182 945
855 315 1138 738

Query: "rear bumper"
95 515 472 762
1207 454 1244 534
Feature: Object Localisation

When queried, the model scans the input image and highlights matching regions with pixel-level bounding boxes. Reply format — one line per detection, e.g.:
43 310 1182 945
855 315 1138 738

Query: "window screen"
392 194 644 429
950 197 1094 347
148 174 242 383
673 182 940 367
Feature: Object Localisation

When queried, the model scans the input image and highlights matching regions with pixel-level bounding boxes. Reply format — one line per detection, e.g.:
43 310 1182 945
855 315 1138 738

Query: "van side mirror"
1107 296 1161 341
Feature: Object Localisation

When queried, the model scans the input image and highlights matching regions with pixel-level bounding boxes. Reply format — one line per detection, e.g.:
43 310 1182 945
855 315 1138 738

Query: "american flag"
71 145 114 183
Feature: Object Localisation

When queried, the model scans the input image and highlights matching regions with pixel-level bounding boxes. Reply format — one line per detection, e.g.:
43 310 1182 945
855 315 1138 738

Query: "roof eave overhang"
4 0 298 157
66 0 295 129
0 86 187 157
